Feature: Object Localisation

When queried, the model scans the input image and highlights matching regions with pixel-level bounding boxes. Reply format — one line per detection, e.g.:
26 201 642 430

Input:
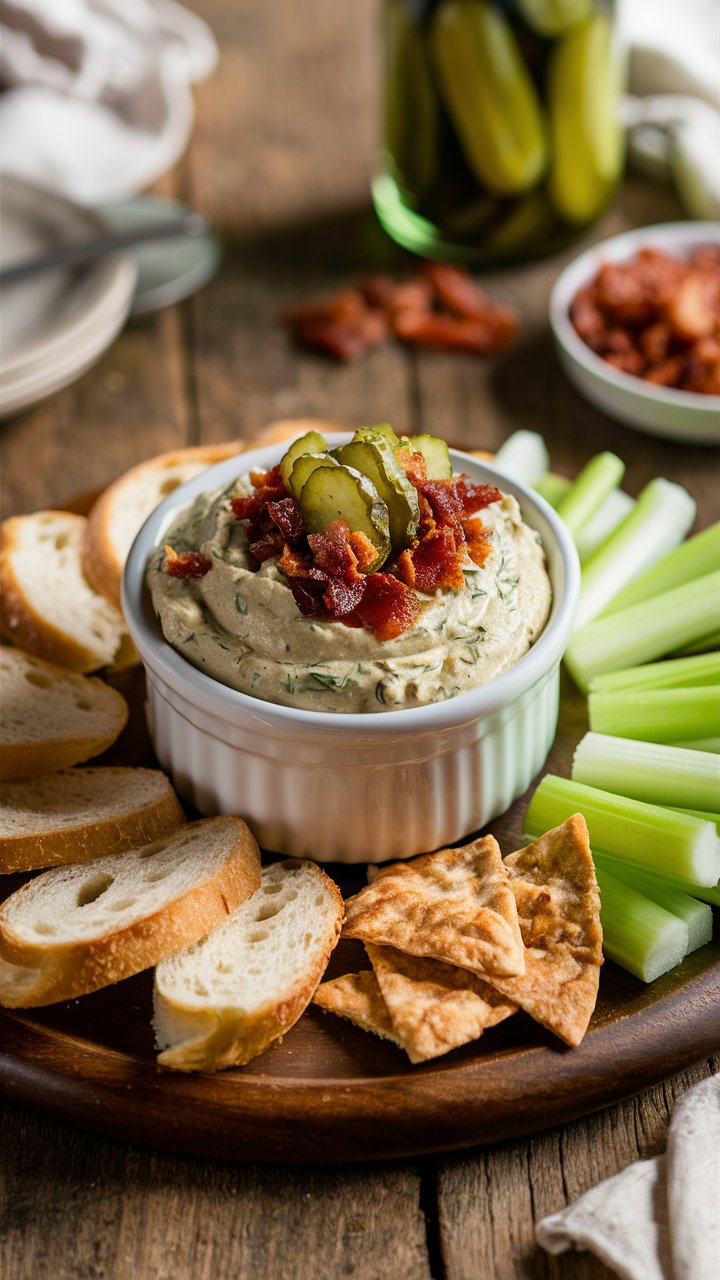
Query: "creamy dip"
147 475 552 713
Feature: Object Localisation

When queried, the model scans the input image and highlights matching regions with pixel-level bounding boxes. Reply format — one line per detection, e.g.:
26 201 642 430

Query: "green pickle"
516 0 592 37
384 0 440 204
299 464 392 573
332 434 420 556
279 431 328 491
430 0 547 196
373 0 624 263
548 13 624 224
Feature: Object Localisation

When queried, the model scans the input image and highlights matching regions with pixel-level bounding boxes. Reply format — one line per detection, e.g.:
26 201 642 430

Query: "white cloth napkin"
622 0 720 218
0 0 217 203
536 1073 720 1280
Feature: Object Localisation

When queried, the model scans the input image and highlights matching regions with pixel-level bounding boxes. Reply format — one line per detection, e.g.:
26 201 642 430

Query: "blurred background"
0 0 718 516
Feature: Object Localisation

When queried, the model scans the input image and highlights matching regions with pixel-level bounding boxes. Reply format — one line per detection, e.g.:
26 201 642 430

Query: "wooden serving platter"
2 661 719 1163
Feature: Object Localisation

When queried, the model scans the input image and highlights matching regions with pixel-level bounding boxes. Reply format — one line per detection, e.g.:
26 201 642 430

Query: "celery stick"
588 687 720 745
572 733 720 812
564 571 720 692
574 479 696 630
667 808 720 833
589 652 720 694
595 868 689 982
493 431 549 485
604 522 720 616
533 472 571 508
668 738 720 754
555 452 625 537
674 630 720 657
575 489 635 566
524 775 720 885
594 856 712 953
595 852 720 907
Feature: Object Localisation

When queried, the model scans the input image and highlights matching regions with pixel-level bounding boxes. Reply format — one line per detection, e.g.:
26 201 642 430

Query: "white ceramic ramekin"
123 442 579 863
550 221 720 446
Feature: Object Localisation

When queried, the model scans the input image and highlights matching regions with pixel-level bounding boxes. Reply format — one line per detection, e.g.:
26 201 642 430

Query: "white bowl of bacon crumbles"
123 429 579 862
550 221 720 445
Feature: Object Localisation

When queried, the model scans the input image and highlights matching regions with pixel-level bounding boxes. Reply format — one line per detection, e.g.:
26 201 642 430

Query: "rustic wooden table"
1 3 718 1277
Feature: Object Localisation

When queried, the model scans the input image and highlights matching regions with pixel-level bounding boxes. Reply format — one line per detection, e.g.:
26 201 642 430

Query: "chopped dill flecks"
310 623 324 633
286 672 296 694
375 681 387 705
211 547 223 559
422 662 442 673
300 672 355 692
234 593 248 614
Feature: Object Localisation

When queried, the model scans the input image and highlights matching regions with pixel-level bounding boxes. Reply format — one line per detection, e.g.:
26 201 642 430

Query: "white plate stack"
0 176 137 419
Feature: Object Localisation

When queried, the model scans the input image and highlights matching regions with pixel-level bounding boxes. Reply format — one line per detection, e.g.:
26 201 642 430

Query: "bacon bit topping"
421 477 502 525
307 518 363 582
323 575 366 617
409 525 465 593
287 577 326 617
461 516 493 568
355 574 423 642
163 545 212 579
395 447 427 487
248 529 285 563
267 495 304 540
348 530 378 572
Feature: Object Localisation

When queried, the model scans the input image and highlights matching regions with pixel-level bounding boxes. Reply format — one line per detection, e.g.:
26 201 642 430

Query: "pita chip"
365 943 517 1064
481 814 603 1047
343 836 525 978
312 971 404 1049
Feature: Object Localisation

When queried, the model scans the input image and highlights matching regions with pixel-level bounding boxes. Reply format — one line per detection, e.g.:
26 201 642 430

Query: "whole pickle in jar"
516 0 592 38
548 13 624 225
430 0 547 197
484 189 558 252
383 0 440 205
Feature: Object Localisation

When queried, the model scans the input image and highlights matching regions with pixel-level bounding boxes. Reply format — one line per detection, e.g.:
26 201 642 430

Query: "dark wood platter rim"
1 943 718 1163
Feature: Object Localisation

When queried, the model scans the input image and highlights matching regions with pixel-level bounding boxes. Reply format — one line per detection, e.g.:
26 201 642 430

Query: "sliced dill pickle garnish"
333 435 420 555
299 463 391 572
280 430 328 491
288 451 339 501
355 422 400 447
403 434 452 480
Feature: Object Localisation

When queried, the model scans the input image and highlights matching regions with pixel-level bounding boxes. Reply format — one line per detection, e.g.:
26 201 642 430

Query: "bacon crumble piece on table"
283 264 518 363
163 546 212 579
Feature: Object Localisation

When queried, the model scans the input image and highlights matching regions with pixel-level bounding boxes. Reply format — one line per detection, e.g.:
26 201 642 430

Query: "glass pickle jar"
372 0 625 263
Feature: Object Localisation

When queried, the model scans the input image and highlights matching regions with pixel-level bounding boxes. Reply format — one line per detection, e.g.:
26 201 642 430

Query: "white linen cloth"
0 0 217 203
536 1073 720 1280
622 0 720 218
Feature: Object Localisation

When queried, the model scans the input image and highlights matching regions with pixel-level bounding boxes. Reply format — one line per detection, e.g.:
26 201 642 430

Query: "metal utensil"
1 212 210 285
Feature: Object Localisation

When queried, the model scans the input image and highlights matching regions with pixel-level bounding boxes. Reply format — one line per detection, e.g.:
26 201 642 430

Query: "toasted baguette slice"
82 441 245 611
0 511 128 671
153 859 344 1072
0 648 128 779
0 816 261 1007
0 767 185 873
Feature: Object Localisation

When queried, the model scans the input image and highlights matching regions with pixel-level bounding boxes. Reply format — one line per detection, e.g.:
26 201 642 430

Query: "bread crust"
0 654 128 780
0 817 261 1007
154 865 344 1072
82 441 247 611
0 768 185 873
0 514 125 672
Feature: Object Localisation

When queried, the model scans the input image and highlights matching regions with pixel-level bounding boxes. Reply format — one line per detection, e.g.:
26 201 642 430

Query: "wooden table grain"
1 3 718 1277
